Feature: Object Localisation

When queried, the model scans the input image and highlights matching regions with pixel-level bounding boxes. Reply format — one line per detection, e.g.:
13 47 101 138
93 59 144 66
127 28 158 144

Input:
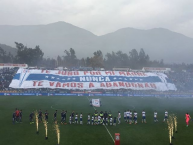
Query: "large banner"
9 69 177 91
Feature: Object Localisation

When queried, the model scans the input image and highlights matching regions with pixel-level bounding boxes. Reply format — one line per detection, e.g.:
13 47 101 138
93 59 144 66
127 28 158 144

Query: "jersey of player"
19 111 22 117
75 115 78 120
80 114 83 120
142 111 146 117
39 111 42 117
118 113 121 118
165 111 168 117
134 112 137 118
88 115 90 121
61 112 64 117
110 118 113 123
54 112 57 118
126 111 130 117
130 112 132 118
124 112 126 117
45 112 48 118
98 116 101 121
154 112 157 118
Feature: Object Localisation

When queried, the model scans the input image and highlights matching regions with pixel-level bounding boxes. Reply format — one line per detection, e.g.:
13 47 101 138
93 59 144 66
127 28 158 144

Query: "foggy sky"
0 0 193 38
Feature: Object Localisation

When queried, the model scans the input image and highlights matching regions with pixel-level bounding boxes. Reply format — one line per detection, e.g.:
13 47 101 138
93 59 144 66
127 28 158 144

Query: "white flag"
92 99 100 107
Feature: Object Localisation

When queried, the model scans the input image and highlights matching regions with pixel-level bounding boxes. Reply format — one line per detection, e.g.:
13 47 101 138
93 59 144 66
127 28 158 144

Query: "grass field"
0 96 193 145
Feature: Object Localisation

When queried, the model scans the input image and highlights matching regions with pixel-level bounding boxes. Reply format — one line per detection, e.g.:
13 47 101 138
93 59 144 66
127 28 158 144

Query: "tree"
90 50 104 68
15 42 44 66
138 48 149 68
63 48 77 67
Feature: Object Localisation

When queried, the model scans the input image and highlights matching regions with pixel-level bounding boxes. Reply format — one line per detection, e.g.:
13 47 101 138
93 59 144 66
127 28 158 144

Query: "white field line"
104 124 115 143
86 96 114 143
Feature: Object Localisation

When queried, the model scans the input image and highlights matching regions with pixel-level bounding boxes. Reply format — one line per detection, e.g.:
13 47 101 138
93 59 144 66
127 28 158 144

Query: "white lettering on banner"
9 69 177 91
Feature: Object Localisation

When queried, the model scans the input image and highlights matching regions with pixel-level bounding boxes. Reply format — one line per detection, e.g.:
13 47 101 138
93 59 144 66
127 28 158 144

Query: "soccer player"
124 110 127 122
106 117 109 125
94 115 98 125
69 115 72 124
110 117 113 125
45 110 49 123
126 110 130 123
104 111 108 124
53 110 57 123
75 113 78 124
15 108 20 122
63 110 67 124
142 110 146 123
71 111 75 124
98 115 101 125
163 110 168 122
38 109 42 122
12 111 16 124
118 111 121 124
80 113 83 124
90 100 92 106
29 112 34 124
19 110 22 123
100 111 104 119
61 110 64 124
113 117 117 126
154 110 158 122
91 115 94 125
185 113 191 127
108 111 112 119
129 111 133 124
134 111 138 124
87 113 91 124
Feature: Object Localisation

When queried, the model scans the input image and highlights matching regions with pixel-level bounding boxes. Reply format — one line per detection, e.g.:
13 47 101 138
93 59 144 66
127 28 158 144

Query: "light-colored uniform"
118 113 121 124
80 114 83 124
154 112 158 122
87 115 90 124
142 111 146 123
124 112 127 121
134 112 138 124
75 114 78 124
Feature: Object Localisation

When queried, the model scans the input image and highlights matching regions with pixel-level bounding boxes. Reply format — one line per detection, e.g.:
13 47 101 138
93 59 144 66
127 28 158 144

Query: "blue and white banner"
9 69 177 91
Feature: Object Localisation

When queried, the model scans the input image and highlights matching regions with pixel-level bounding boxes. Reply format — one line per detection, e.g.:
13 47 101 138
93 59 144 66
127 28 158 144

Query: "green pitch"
0 96 192 145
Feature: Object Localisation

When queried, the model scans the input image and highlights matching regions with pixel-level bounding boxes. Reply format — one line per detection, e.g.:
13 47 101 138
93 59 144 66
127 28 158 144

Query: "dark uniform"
61 111 64 123
38 110 42 121
45 111 48 122
29 112 34 124
104 111 108 124
71 112 74 123
12 112 16 124
63 111 67 123
19 110 22 122
54 110 57 122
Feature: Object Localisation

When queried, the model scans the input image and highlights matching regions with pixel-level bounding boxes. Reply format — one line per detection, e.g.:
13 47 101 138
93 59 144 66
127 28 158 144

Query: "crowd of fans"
0 67 193 94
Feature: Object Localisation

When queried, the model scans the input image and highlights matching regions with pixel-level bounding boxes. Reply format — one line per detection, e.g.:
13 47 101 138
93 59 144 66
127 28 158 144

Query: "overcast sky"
0 0 193 37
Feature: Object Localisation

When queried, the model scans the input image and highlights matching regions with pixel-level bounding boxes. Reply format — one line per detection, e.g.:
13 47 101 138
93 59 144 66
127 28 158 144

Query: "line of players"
13 109 169 125
69 111 121 126
123 110 169 124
